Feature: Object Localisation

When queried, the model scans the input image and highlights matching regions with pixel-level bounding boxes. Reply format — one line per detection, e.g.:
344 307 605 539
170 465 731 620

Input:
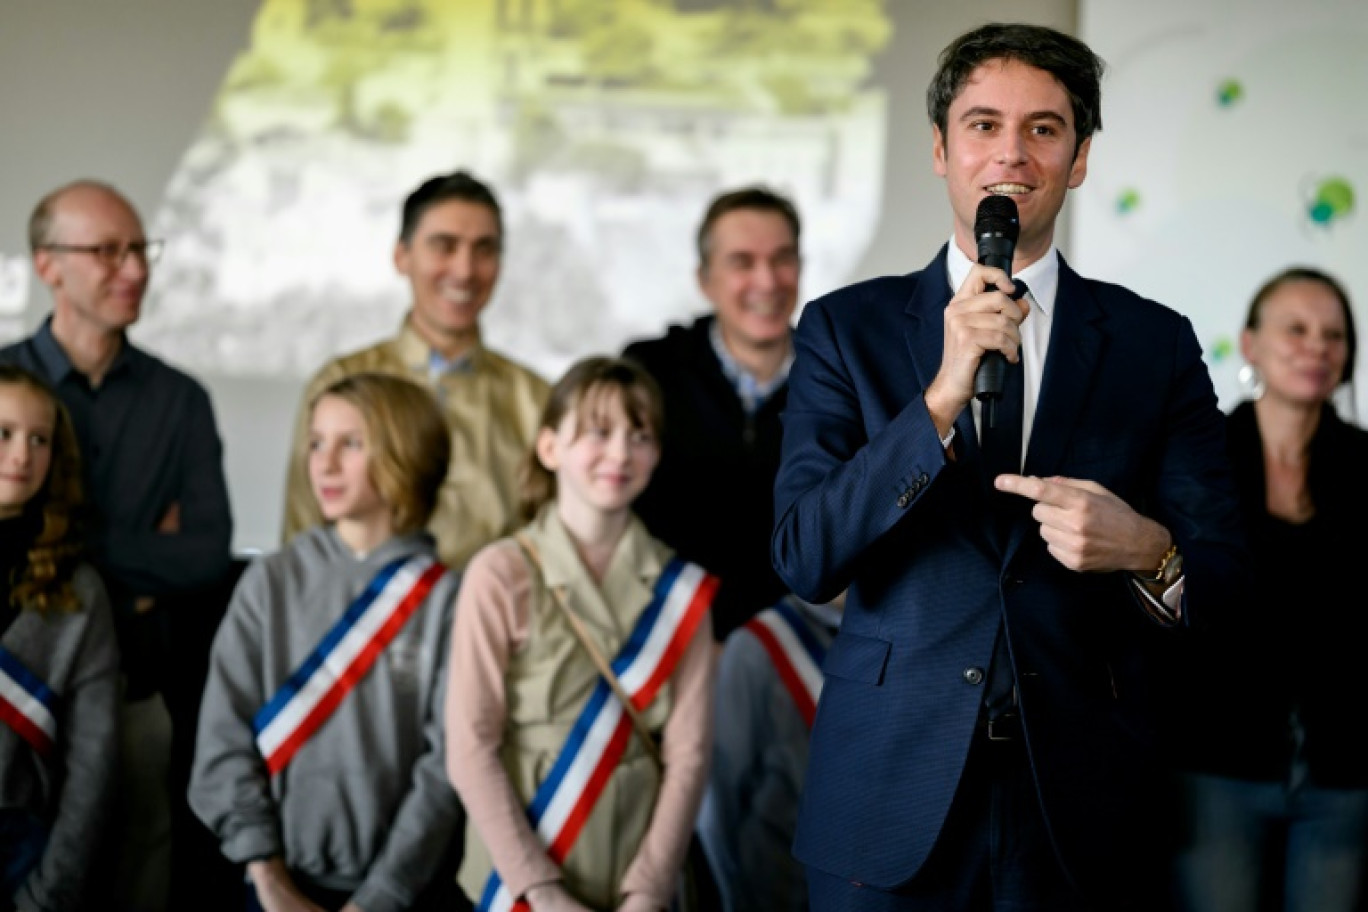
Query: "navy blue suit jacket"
772 247 1247 902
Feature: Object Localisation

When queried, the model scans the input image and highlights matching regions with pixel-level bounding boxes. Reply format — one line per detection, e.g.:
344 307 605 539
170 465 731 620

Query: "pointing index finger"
994 473 1055 504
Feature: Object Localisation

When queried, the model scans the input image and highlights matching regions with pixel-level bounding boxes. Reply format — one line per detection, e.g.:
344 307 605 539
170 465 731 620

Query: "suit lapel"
1023 254 1106 481
903 246 984 467
902 245 1003 557
897 248 1110 558
997 256 1107 560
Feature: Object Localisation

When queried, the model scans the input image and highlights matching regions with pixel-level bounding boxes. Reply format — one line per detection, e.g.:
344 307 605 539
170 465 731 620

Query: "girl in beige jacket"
446 356 717 912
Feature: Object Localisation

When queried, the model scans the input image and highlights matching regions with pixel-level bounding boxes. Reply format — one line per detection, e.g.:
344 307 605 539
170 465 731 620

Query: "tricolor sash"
254 553 445 775
478 557 717 912
742 599 827 729
0 645 58 757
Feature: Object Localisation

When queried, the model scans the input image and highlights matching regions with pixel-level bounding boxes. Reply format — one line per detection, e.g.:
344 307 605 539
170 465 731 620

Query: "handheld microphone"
972 195 1020 428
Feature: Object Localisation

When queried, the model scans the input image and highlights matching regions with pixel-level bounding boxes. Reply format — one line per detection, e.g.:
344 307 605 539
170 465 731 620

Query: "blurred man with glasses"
0 179 235 911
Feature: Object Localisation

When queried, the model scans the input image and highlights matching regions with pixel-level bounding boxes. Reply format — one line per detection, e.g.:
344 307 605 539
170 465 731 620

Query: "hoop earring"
1237 363 1265 399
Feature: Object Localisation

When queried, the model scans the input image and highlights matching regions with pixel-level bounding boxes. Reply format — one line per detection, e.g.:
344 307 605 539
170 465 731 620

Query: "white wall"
1075 0 1368 419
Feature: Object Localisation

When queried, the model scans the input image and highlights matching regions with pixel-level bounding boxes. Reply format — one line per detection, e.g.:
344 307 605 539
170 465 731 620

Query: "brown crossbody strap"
514 532 664 769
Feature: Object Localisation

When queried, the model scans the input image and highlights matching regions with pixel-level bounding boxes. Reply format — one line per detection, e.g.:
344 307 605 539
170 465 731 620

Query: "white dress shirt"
946 238 1060 468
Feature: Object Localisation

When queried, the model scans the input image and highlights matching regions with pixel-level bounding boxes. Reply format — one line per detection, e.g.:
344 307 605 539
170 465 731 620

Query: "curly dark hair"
0 365 86 613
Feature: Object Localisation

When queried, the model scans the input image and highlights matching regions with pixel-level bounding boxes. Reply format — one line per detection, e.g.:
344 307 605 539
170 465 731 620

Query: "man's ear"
932 125 948 178
392 239 410 276
32 249 60 288
1067 136 1092 190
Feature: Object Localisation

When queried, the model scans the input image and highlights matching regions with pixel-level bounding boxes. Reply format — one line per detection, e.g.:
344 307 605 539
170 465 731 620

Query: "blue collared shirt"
708 319 795 415
427 347 476 381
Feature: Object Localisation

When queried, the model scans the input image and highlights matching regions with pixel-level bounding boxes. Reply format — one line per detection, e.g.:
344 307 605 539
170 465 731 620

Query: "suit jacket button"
897 492 911 508
963 667 985 685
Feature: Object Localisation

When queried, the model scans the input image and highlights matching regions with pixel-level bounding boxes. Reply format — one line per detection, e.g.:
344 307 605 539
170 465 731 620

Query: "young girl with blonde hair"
190 372 467 912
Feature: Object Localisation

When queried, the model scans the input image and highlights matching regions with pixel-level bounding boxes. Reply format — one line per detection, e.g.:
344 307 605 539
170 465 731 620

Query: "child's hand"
616 894 664 912
256 886 327 912
525 881 595 912
246 858 328 912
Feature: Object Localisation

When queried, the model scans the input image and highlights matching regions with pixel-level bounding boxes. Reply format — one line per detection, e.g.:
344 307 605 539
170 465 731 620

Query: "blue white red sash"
254 553 446 775
478 557 717 912
742 599 826 729
0 645 58 757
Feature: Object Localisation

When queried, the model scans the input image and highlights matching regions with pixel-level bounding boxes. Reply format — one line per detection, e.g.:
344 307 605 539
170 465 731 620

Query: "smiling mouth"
742 298 789 317
985 183 1031 195
440 286 476 305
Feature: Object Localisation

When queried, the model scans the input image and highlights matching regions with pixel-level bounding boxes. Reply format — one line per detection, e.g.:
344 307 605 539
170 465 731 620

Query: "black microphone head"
974 194 1019 241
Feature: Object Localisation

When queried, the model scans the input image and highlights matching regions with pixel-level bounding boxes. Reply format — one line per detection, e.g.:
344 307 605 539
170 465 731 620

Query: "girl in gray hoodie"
190 373 468 912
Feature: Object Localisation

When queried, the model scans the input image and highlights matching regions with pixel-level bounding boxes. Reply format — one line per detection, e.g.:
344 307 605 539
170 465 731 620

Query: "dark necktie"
980 356 1024 489
980 280 1028 724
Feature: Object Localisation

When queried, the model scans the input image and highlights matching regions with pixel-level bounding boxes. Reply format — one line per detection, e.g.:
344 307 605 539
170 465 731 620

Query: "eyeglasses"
41 239 165 269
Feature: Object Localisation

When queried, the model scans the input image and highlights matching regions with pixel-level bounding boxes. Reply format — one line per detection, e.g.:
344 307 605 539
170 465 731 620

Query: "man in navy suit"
771 22 1249 911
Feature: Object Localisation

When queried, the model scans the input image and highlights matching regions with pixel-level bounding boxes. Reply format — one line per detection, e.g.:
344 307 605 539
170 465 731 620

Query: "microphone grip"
973 272 1011 427
975 351 1007 428
973 241 1014 428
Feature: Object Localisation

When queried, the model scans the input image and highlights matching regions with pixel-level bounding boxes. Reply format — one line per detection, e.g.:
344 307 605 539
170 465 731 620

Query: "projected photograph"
137 0 893 382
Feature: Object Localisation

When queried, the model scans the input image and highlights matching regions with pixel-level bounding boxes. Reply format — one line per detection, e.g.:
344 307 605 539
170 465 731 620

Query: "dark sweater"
1166 400 1368 787
623 315 789 639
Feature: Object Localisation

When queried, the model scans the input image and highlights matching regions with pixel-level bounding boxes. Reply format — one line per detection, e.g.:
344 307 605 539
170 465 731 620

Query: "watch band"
1139 543 1180 585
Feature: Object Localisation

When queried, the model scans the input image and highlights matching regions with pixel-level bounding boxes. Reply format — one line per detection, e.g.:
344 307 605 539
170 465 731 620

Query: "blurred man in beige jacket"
281 171 549 569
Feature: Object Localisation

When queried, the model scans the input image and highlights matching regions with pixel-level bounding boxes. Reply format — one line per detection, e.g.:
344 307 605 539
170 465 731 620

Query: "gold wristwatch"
1139 543 1183 587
